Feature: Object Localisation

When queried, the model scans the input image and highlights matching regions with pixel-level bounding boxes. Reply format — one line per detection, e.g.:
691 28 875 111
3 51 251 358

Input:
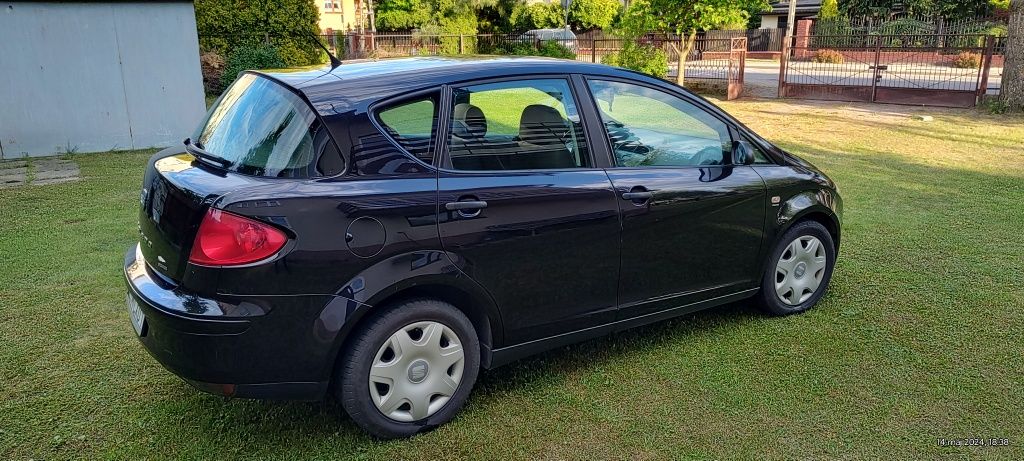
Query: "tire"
757 220 836 316
336 298 480 439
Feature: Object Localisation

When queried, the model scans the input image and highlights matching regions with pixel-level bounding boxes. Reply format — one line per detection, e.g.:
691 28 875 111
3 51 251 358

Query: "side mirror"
732 140 755 166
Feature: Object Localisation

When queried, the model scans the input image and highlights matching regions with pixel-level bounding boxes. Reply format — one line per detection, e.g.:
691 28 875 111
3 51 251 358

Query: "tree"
375 0 433 30
569 0 622 31
478 0 520 33
511 2 564 30
1001 0 1023 110
195 0 323 66
413 0 480 53
819 0 840 20
617 0 770 85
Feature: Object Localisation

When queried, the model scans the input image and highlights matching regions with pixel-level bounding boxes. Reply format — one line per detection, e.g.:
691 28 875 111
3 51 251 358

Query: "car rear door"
580 77 767 321
435 76 621 345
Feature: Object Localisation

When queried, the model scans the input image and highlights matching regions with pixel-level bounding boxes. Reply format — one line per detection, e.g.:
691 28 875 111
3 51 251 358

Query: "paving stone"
0 160 29 170
0 158 81 187
0 172 28 187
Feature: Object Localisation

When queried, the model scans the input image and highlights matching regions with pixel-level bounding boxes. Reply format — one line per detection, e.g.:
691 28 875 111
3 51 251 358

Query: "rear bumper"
123 244 332 400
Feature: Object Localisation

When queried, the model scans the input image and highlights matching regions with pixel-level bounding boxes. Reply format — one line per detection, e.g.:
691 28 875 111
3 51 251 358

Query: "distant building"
759 0 822 29
317 0 363 33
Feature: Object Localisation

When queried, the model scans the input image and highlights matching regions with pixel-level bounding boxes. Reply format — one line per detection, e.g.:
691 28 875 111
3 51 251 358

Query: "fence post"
937 17 946 49
978 34 995 100
459 35 464 54
870 35 882 103
778 36 789 98
591 38 597 63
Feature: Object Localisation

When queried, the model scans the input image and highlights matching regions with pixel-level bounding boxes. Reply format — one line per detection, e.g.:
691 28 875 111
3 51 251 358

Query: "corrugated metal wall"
0 2 206 158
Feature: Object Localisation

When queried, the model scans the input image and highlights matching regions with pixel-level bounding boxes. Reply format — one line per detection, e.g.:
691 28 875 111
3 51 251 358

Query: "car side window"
587 79 733 168
377 95 439 164
446 79 590 171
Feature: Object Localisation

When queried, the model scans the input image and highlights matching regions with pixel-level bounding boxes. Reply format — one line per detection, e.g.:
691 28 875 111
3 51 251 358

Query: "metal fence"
704 29 785 53
813 13 1008 37
780 33 999 107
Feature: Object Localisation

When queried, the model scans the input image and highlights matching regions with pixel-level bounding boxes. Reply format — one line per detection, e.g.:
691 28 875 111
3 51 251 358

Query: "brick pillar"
794 19 813 59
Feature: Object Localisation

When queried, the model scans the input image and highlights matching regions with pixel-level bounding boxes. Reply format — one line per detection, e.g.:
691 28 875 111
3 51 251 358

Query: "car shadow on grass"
160 299 766 449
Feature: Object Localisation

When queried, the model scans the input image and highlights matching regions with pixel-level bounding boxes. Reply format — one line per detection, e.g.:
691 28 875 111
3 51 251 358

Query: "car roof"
257 56 637 113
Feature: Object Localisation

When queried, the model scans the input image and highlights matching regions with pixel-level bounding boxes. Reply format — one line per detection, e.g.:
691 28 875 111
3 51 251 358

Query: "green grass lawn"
2 99 1023 459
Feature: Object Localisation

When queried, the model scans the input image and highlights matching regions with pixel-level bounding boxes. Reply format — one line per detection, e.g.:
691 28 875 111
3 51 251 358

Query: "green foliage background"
195 0 324 67
840 0 1005 19
568 0 621 30
602 42 669 78
220 44 287 89
376 0 434 30
819 0 840 20
509 2 565 30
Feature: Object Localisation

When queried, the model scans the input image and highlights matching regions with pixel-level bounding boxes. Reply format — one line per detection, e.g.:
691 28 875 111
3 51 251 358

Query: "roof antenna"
307 32 342 70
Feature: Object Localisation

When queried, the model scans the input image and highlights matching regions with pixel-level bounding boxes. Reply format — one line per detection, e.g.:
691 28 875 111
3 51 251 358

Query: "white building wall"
0 2 206 158
760 15 780 29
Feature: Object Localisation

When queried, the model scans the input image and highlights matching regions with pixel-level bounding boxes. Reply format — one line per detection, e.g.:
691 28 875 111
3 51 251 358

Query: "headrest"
452 103 487 139
519 105 568 145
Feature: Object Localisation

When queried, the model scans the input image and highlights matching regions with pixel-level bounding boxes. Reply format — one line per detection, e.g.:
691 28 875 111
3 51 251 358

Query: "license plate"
127 293 146 336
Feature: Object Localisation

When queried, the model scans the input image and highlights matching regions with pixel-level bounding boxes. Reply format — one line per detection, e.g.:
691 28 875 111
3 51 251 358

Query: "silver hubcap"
775 235 827 306
369 321 465 422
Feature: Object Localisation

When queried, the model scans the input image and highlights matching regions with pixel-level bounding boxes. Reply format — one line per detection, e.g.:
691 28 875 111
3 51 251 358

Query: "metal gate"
779 34 998 107
674 37 747 100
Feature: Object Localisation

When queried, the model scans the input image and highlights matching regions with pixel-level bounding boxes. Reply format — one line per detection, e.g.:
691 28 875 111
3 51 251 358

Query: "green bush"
220 44 287 89
501 40 576 59
812 49 845 64
535 40 576 59
601 42 668 78
952 51 982 69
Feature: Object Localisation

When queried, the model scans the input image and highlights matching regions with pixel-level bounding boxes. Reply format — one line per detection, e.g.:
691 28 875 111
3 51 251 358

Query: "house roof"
766 0 822 15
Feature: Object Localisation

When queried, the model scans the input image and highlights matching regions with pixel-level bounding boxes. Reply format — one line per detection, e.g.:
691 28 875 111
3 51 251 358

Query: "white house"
0 1 206 158
759 0 822 30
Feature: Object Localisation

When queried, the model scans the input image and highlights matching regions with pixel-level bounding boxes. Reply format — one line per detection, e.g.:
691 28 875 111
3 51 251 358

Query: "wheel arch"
788 209 841 251
316 255 503 392
777 189 842 250
365 283 497 366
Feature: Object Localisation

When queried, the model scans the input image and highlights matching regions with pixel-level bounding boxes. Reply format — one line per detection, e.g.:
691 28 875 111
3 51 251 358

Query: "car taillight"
188 208 287 266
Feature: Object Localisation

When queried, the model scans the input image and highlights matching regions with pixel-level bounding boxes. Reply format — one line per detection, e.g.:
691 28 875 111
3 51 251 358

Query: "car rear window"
193 73 341 178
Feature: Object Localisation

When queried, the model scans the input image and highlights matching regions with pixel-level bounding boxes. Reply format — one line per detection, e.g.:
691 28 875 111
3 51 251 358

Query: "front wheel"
336 298 480 439
757 220 837 316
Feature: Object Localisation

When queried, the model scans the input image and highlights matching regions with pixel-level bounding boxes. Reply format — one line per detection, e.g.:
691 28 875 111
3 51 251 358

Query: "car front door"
435 77 621 345
582 77 767 320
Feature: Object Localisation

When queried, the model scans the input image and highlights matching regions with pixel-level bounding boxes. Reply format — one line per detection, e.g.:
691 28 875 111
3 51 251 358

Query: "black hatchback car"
124 57 842 438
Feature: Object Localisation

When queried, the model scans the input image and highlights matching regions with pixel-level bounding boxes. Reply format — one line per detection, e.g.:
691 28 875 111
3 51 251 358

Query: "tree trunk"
674 31 697 86
1001 0 1024 110
367 0 376 51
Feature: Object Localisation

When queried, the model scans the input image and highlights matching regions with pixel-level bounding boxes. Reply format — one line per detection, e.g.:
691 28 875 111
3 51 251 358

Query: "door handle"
445 201 488 211
621 192 653 200
445 200 488 218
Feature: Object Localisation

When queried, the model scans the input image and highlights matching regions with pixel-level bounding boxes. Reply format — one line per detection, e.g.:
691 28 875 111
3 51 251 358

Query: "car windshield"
192 74 320 178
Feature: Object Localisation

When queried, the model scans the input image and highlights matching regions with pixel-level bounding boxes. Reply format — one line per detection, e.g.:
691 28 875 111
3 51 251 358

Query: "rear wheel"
757 220 836 316
337 298 480 439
